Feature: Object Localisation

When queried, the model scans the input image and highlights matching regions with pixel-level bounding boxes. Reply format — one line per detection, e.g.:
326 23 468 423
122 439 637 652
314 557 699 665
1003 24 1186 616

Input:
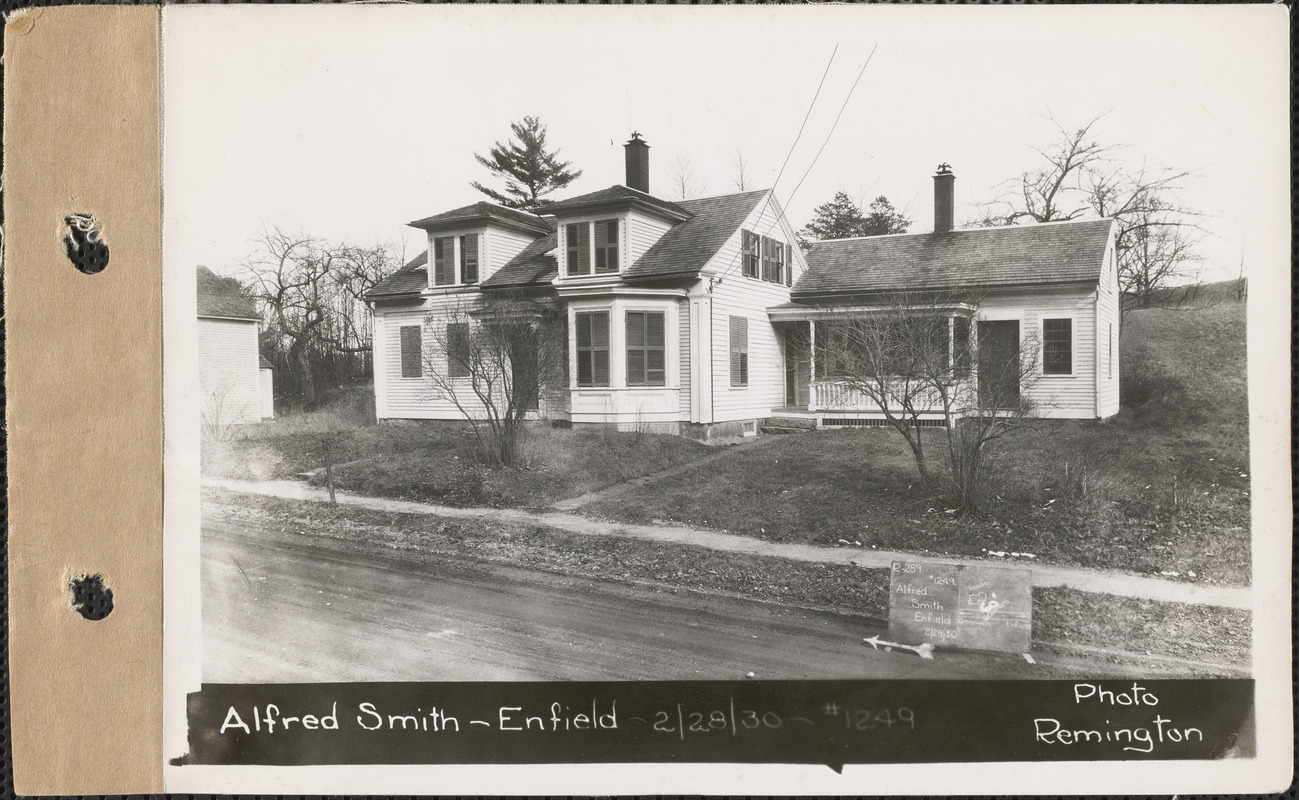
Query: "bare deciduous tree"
421 293 566 466
975 115 1201 313
816 293 1042 512
731 150 752 191
242 229 402 406
667 155 707 200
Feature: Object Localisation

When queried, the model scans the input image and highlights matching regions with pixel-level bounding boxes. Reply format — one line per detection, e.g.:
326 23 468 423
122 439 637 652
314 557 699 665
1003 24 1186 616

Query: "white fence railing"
809 378 974 416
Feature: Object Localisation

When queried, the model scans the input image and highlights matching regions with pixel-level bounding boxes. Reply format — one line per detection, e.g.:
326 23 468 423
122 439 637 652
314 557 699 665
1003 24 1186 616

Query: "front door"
977 320 1020 407
784 325 811 408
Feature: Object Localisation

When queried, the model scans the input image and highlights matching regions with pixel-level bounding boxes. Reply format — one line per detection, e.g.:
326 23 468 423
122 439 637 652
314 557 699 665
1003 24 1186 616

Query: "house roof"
409 202 550 236
625 189 769 281
196 266 260 320
535 184 691 223
365 250 429 299
794 218 1115 299
480 228 559 290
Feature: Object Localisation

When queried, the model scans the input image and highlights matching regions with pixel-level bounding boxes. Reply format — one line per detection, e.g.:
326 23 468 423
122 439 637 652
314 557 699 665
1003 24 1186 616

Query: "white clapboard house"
197 266 274 425
366 139 1118 439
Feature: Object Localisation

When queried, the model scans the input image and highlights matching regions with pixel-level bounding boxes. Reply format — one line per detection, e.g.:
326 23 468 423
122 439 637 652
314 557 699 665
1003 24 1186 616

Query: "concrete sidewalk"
204 477 1252 610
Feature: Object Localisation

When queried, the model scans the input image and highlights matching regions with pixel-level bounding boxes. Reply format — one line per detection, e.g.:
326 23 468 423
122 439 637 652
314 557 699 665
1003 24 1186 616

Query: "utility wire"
783 44 877 212
711 44 840 288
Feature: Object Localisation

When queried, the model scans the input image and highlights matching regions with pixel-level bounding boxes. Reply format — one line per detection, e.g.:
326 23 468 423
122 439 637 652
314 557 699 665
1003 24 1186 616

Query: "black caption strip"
183 679 1253 768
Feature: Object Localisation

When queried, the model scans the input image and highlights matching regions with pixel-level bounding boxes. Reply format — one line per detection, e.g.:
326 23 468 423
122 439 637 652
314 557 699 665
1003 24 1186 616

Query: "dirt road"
203 509 1150 683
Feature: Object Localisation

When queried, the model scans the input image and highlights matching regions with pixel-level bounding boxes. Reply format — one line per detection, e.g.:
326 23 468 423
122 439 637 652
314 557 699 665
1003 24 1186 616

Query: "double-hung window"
729 316 749 387
626 311 666 387
446 322 471 378
1042 318 1073 375
594 220 619 273
574 311 610 387
432 236 455 286
741 230 760 278
459 234 479 284
399 325 422 378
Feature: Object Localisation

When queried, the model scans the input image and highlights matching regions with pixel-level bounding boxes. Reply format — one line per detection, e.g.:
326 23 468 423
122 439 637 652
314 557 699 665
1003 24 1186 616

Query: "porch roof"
767 300 975 323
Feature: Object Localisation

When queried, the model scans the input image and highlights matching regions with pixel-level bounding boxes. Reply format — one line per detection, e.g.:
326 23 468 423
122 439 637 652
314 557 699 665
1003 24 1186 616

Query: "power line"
783 44 877 211
711 42 841 287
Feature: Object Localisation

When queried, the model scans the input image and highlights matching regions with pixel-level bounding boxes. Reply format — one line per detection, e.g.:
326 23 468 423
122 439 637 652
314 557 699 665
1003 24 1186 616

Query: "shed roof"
625 189 769 280
795 218 1114 299
480 229 559 290
365 251 428 299
196 266 260 320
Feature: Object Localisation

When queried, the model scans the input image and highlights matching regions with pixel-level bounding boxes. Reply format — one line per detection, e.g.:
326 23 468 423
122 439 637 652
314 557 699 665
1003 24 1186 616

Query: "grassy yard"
206 492 1251 674
203 388 711 509
583 299 1251 585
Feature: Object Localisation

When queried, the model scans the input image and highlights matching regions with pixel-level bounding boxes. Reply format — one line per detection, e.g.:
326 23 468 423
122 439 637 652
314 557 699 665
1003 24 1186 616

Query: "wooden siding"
678 298 692 419
374 298 489 420
980 287 1099 419
1095 231 1121 417
627 210 673 265
197 317 261 425
486 227 539 282
705 194 799 422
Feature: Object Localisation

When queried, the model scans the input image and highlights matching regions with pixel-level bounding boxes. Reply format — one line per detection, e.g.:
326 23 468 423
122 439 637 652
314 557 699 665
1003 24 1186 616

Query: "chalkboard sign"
889 561 1032 653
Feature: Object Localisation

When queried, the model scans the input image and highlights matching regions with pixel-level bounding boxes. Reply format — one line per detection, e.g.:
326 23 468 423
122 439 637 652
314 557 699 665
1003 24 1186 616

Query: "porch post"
808 319 817 411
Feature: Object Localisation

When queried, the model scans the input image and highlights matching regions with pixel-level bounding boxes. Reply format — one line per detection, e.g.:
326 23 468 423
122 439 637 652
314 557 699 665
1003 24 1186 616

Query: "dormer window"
432 234 481 286
565 219 620 275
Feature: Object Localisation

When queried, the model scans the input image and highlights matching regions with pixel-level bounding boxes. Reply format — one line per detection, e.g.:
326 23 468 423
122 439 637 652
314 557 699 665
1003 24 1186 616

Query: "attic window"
742 230 789 285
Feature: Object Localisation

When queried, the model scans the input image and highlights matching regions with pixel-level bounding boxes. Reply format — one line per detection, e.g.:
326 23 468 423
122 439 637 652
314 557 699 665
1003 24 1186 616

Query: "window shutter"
400 325 422 378
729 316 748 387
784 243 793 287
567 223 591 275
433 237 455 285
592 311 610 386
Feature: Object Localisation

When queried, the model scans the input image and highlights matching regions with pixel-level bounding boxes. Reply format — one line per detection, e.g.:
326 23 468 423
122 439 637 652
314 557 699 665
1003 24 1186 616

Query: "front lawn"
205 414 711 509
582 300 1252 585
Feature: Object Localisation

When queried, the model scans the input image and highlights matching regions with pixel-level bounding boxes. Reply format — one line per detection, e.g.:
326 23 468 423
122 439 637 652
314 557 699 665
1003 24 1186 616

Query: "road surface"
203 509 1131 682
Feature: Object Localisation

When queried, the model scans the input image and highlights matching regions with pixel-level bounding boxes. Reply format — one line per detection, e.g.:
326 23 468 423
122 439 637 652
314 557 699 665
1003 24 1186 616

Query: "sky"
163 4 1289 284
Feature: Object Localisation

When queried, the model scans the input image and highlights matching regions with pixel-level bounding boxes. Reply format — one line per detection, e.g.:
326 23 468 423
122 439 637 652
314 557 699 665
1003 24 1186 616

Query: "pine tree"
798 192 910 249
471 116 582 209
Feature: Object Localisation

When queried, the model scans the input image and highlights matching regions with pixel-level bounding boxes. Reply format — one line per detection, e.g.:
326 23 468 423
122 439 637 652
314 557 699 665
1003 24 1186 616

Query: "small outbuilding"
197 266 273 424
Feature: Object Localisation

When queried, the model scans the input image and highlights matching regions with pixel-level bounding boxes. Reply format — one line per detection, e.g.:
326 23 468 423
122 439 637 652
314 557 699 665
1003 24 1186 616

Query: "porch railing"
809 378 974 415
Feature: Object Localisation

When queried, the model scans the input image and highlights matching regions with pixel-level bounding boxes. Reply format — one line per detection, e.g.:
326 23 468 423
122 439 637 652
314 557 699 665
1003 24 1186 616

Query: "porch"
768 300 1004 429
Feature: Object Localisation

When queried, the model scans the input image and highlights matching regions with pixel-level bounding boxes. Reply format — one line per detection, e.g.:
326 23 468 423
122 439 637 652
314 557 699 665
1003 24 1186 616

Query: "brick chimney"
933 163 955 233
625 132 650 193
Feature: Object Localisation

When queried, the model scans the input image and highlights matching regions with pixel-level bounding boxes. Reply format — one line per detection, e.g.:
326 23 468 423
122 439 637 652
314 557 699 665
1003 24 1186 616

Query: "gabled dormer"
408 202 550 290
542 135 692 282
